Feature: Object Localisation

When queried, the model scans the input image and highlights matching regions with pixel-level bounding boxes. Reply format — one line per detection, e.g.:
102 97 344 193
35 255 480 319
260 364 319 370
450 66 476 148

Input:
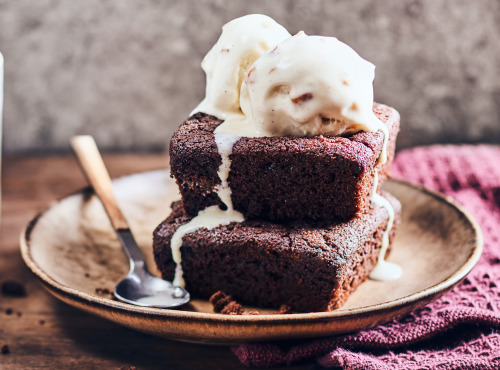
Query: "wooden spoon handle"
71 135 129 231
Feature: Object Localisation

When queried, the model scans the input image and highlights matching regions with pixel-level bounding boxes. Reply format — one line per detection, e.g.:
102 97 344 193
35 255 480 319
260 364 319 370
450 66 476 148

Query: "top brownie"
170 103 399 222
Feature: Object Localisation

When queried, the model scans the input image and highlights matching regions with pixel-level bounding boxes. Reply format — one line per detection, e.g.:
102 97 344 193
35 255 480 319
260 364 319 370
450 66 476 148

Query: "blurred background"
0 0 499 154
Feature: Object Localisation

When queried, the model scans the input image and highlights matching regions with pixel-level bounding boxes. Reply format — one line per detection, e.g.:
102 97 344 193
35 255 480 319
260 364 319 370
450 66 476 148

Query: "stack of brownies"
152 102 401 313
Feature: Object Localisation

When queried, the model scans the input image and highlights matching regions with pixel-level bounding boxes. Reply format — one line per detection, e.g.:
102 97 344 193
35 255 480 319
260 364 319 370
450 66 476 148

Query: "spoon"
71 135 190 308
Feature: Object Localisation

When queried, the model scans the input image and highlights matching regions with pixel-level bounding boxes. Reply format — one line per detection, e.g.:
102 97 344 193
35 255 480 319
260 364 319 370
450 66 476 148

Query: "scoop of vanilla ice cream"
191 14 291 120
239 31 384 137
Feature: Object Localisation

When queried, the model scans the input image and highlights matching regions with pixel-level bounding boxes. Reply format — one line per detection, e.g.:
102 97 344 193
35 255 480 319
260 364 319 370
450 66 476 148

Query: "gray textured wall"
1 0 499 154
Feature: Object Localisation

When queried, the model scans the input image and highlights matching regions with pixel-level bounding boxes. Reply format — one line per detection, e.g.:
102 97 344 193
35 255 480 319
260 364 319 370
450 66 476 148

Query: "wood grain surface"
0 154 314 370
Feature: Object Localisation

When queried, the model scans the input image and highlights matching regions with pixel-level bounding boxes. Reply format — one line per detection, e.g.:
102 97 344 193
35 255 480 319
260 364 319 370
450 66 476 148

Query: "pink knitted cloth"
233 145 500 368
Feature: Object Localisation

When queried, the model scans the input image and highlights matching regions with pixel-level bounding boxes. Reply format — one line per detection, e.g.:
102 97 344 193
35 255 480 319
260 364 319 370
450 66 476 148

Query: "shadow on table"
52 299 249 370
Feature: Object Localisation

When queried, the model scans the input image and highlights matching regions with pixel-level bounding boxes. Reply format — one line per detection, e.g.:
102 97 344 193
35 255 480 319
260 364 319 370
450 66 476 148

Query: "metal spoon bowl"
71 135 190 308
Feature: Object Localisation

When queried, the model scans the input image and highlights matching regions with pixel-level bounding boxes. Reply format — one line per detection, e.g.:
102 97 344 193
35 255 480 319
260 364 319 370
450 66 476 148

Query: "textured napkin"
233 145 500 368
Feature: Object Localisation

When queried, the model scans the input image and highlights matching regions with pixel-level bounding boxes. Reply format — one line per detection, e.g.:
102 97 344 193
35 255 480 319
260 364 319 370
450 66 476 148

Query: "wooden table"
1 155 315 369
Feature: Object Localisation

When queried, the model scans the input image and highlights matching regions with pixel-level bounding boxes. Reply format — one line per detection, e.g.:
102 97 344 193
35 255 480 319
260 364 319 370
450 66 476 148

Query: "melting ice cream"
191 14 291 120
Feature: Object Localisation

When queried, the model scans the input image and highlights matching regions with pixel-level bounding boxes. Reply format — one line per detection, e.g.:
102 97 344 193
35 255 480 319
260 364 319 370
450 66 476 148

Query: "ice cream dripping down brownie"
165 14 402 290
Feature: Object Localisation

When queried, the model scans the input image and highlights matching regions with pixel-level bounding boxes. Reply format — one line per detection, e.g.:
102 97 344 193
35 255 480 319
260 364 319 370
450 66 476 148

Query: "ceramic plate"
20 170 482 344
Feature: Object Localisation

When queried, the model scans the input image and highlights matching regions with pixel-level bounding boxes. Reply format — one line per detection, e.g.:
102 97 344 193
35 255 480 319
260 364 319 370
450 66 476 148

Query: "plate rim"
20 172 484 325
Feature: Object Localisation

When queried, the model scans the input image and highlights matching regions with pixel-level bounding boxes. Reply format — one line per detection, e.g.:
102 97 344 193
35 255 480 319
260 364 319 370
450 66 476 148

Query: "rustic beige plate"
20 170 483 345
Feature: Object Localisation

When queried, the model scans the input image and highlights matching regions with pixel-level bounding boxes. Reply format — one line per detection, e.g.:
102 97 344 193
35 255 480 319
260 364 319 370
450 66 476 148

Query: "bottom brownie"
153 192 401 313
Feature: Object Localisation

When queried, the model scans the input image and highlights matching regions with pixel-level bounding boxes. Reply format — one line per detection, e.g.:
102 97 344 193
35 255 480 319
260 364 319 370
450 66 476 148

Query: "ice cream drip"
369 170 403 281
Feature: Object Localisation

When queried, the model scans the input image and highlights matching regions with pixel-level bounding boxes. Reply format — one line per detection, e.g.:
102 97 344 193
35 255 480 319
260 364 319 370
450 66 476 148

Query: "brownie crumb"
1 345 9 355
209 291 232 312
5 308 13 315
221 301 244 315
278 304 293 314
93 287 115 299
1 281 27 298
95 288 112 295
246 311 260 315
39 320 45 325
209 291 244 315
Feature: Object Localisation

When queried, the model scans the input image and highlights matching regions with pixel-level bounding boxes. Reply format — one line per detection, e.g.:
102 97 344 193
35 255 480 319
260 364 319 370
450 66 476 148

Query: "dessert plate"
20 170 482 344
